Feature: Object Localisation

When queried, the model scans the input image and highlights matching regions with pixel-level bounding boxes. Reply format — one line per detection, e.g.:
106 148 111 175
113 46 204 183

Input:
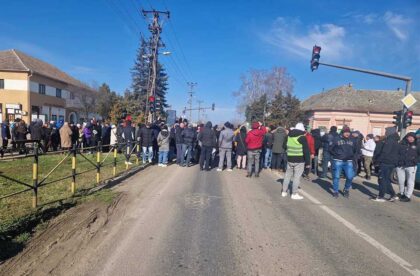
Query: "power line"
106 0 146 40
160 0 194 79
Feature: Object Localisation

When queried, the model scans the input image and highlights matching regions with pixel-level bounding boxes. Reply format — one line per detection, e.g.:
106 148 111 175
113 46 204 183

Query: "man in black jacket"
321 126 338 178
138 123 154 163
181 123 196 167
173 123 185 165
396 132 419 202
329 126 357 198
198 121 216 171
372 130 400 202
123 120 135 165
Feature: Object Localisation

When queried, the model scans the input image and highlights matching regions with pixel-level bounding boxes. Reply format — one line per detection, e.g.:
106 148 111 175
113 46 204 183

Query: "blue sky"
1 0 419 123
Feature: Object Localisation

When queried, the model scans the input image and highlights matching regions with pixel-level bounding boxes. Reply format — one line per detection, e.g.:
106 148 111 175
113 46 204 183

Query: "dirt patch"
0 192 125 276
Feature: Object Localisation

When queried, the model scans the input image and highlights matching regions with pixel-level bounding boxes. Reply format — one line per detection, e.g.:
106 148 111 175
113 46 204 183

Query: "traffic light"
392 110 402 130
212 103 215 111
148 95 155 103
403 111 414 128
311 45 321 71
150 103 155 113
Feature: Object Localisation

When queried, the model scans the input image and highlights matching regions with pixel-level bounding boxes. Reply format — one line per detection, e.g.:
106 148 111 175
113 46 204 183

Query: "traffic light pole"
318 62 412 138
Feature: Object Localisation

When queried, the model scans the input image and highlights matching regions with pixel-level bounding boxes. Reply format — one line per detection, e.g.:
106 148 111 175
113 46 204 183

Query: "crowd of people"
1 117 418 203
0 118 110 155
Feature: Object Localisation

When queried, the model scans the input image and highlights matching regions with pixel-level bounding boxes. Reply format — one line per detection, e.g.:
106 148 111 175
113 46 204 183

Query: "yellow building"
0 49 97 124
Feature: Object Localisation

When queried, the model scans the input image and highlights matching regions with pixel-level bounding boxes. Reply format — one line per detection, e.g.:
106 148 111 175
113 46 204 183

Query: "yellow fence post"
113 146 117 177
32 142 39 208
71 144 76 194
126 143 129 171
136 143 140 165
96 142 101 184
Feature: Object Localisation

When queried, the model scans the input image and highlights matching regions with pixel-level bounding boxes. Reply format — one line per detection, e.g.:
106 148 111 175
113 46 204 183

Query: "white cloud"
383 11 411 41
262 17 348 62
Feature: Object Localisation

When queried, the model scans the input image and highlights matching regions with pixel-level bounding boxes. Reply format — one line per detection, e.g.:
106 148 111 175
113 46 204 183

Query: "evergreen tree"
130 39 150 118
245 94 267 122
155 62 169 118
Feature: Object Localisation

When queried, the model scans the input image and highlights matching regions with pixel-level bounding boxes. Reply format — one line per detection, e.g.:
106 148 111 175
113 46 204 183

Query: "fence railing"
0 141 143 208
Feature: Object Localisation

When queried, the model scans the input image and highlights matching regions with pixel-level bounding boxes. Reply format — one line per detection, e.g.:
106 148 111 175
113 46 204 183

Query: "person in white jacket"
110 125 118 146
361 134 376 180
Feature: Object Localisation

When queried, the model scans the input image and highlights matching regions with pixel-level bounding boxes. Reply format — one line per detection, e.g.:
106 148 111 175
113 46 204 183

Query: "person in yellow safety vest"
281 123 311 200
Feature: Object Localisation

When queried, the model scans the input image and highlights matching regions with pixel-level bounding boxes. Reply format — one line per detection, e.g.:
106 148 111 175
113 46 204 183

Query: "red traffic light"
149 96 155 102
406 111 414 117
313 45 321 54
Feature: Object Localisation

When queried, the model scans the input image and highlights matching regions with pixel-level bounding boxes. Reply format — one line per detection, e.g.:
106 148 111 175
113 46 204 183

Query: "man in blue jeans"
329 126 357 198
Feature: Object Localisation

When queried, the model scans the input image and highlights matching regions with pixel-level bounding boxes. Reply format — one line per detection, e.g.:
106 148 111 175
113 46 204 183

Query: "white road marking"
299 189 420 276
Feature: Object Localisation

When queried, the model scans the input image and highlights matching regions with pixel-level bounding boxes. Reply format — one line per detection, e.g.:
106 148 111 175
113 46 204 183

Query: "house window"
0 79 4 89
56 88 62 98
39 84 46 94
70 92 75 100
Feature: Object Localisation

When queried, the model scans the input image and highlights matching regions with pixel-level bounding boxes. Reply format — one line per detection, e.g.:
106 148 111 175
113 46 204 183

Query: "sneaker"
396 193 403 199
158 163 163 167
343 189 350 198
400 196 411 202
388 195 399 202
161 164 167 168
333 192 339 198
281 192 288 197
371 197 386 202
246 174 251 178
291 193 304 200
227 169 233 172
125 161 133 165
217 168 222 172
255 173 259 178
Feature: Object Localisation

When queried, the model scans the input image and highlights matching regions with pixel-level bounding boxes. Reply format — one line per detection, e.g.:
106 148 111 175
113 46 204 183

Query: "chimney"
348 83 352 87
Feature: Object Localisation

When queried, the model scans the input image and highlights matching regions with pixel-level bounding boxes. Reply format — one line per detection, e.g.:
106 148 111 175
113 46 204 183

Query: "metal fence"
0 141 142 208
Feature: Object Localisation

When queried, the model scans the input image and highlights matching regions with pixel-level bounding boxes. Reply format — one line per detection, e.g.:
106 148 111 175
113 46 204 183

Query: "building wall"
1 71 98 124
308 110 420 136
0 71 29 122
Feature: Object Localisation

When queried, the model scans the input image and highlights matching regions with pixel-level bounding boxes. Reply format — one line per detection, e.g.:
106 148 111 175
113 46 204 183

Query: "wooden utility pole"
142 9 170 123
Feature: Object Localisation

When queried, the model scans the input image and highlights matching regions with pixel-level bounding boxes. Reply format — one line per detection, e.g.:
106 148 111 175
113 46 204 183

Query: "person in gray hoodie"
157 125 170 167
217 122 235 171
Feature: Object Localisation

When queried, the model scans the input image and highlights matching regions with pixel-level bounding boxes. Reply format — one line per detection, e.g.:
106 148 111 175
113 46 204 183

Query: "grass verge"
0 151 143 262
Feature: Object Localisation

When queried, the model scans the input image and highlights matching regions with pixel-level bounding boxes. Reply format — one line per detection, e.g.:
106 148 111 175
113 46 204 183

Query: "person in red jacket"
245 122 266 177
303 131 315 178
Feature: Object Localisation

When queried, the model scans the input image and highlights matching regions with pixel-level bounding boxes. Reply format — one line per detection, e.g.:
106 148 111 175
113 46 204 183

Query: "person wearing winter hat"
396 132 420 202
245 122 266 177
329 126 357 198
281 122 311 200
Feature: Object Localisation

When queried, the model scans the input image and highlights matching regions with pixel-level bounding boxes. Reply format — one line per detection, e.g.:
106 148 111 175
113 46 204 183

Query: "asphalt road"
19 164 420 275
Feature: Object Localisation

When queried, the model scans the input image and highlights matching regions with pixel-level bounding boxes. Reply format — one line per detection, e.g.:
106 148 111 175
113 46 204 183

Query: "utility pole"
142 9 170 123
197 100 203 122
187 82 197 122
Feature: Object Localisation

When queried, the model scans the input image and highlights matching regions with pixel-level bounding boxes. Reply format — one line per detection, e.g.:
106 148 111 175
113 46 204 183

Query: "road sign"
401 94 417 109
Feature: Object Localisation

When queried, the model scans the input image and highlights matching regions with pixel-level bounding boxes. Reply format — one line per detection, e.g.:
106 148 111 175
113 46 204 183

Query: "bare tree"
233 67 294 113
79 90 97 120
